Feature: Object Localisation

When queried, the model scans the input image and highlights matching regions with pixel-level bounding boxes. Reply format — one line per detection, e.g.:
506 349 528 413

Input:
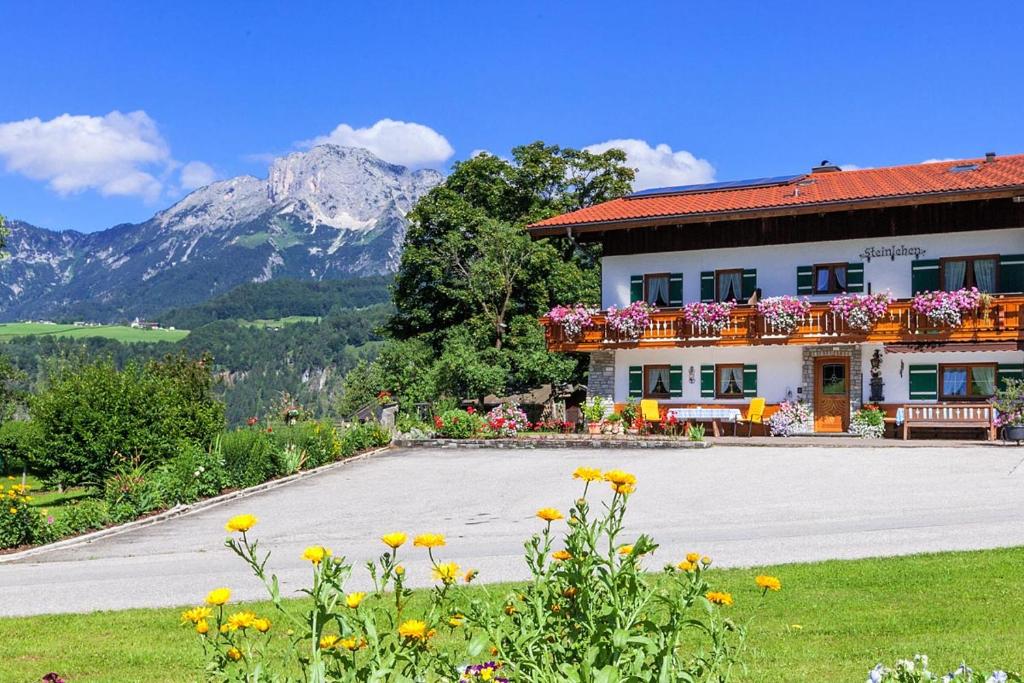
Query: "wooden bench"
901 403 995 441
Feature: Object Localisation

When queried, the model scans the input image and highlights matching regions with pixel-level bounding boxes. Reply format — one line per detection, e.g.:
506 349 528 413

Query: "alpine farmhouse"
529 154 1024 435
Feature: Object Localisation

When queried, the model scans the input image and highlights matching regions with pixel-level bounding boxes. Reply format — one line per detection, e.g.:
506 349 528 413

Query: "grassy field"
0 322 188 343
1 547 1022 682
236 315 320 329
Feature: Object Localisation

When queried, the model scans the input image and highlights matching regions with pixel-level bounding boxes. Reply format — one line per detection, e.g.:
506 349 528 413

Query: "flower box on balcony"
546 303 598 339
606 301 656 340
829 291 893 332
910 287 982 327
755 296 810 335
681 301 735 336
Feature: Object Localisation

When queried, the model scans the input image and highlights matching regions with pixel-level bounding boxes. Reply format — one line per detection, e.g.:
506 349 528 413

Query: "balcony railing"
541 295 1024 351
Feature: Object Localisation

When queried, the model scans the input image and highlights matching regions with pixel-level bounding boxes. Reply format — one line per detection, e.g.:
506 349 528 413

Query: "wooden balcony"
541 295 1024 351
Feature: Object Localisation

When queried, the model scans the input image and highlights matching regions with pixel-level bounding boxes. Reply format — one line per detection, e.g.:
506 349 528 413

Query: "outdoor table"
666 407 743 437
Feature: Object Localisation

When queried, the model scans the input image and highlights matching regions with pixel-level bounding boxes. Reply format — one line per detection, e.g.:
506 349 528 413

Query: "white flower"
987 673 1008 683
866 664 887 683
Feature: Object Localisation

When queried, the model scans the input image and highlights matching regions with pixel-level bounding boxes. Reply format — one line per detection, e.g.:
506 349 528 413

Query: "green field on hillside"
0 322 189 343
236 315 320 328
1 547 1021 681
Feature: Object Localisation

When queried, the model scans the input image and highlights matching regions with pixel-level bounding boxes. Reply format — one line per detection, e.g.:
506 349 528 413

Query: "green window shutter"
846 263 865 293
628 366 643 398
742 364 758 397
700 364 715 398
700 272 715 302
630 275 644 303
908 364 938 401
911 259 940 294
668 273 683 307
669 365 683 398
998 364 1024 390
998 254 1024 293
796 266 813 294
741 269 757 299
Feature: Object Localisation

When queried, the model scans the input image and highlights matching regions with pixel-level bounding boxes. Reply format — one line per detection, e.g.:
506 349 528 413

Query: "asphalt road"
2 444 1023 617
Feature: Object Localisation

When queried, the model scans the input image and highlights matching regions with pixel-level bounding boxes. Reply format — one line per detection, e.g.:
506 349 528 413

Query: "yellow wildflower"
398 619 429 640
552 550 573 561
181 606 213 624
706 591 734 606
686 552 700 563
225 514 258 533
432 561 460 584
618 544 634 556
536 507 564 522
220 624 230 634
413 533 446 548
226 647 242 662
677 560 696 572
394 564 405 576
253 617 271 633
449 614 465 627
226 611 257 631
320 634 341 649
302 545 332 564
381 532 408 549
195 620 209 635
205 587 231 606
339 636 364 651
755 575 782 592
572 466 603 482
603 469 637 494
701 556 712 566
8 507 16 514
345 592 366 608
463 569 479 583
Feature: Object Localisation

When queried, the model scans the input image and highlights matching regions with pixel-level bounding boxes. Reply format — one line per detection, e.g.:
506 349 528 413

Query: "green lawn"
0 322 188 343
1 547 1021 682
237 315 321 329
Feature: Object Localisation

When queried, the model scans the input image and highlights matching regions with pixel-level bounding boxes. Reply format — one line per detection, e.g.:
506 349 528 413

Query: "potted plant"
849 404 885 439
756 296 811 335
993 378 1024 443
765 400 813 436
604 412 623 434
910 287 982 327
978 292 994 320
829 291 892 332
546 303 598 339
582 396 607 435
620 399 639 433
606 301 655 340
682 301 735 336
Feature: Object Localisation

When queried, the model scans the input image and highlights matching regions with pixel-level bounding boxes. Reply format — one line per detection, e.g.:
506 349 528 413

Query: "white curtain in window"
718 271 741 301
971 366 996 396
719 366 743 395
943 260 967 290
973 259 997 292
942 367 968 396
647 276 669 306
815 269 830 292
647 367 670 396
834 265 847 289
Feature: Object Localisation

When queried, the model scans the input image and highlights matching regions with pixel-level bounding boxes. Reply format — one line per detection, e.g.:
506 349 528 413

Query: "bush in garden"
219 429 283 490
484 402 528 437
0 420 41 475
433 408 487 439
269 420 342 470
766 400 813 436
48 498 111 538
850 405 886 439
154 442 228 506
103 460 164 524
182 468 775 681
0 480 44 549
339 421 391 455
866 654 1018 682
992 378 1024 430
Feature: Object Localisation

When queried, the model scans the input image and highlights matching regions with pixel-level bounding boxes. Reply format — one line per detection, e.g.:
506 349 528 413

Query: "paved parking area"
1 444 1023 616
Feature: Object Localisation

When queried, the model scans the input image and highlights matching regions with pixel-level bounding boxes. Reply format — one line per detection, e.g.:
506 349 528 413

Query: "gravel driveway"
2 444 1023 617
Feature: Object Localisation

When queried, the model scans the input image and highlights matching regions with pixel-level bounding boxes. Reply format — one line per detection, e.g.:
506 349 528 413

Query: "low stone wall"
393 437 712 449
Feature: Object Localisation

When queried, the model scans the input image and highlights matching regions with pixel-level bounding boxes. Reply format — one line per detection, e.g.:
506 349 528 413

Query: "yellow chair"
640 399 661 432
739 397 766 436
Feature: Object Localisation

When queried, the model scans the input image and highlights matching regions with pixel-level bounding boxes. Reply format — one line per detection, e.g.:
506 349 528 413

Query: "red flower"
466 406 475 414
434 416 444 428
267 427 273 433
246 417 257 426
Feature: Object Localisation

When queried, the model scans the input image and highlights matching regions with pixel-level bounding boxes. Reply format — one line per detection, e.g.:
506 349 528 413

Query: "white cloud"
301 118 454 168
921 157 957 164
0 111 177 201
179 160 218 190
584 139 715 190
839 163 864 171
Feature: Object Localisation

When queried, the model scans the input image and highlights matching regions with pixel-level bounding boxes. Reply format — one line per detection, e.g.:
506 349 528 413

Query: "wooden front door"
814 357 850 433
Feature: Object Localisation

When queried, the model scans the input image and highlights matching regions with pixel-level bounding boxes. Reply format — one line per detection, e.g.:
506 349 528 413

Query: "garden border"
393 437 712 449
0 444 394 564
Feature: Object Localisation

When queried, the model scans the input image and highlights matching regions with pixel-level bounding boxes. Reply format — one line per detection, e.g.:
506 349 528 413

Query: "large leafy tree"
372 142 634 403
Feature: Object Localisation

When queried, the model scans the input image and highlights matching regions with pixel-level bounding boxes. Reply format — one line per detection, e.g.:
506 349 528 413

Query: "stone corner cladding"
588 350 616 400
801 345 863 413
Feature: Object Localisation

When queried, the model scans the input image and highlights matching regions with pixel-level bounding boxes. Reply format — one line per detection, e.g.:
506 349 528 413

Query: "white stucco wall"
612 346 803 404
862 344 1024 404
601 227 1024 309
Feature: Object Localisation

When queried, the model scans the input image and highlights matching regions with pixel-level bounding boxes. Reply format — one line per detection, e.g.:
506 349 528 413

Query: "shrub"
766 400 813 436
50 499 111 538
219 429 283 490
270 420 342 470
339 421 391 455
850 405 885 439
182 467 773 680
433 409 486 439
484 402 528 437
103 461 164 524
395 412 430 435
581 396 606 423
993 378 1024 429
0 481 44 549
154 442 228 506
0 420 41 475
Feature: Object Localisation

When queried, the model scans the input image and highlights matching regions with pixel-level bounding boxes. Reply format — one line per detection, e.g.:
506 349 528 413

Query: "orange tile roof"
529 154 1024 232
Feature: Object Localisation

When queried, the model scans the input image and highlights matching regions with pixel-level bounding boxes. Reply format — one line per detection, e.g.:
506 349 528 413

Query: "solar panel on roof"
626 174 807 199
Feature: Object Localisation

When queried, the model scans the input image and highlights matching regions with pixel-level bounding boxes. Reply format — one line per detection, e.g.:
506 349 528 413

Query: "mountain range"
0 145 441 322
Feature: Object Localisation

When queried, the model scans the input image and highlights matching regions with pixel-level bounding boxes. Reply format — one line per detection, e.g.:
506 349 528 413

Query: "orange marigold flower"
345 592 366 608
677 560 696 572
552 550 573 561
706 591 734 606
226 647 242 662
381 532 407 549
686 552 700 563
302 545 332 564
536 507 564 522
398 619 430 640
205 588 231 606
225 514 257 533
463 569 479 583
413 533 446 548
572 466 603 482
618 544 634 556
755 575 782 592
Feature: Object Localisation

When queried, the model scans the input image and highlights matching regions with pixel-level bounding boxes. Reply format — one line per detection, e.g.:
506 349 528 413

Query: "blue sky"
1 1 1022 232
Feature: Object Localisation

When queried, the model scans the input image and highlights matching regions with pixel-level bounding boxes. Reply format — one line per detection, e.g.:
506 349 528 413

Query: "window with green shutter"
628 366 643 398
700 364 715 397
845 263 864 292
911 259 940 294
743 364 758 397
796 266 813 294
669 365 683 398
700 272 715 302
741 269 757 299
668 273 683 307
908 364 938 401
630 276 643 303
999 254 1024 293
998 363 1024 390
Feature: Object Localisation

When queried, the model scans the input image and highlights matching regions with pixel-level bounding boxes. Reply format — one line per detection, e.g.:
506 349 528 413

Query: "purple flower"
756 296 811 334
606 301 656 339
829 291 892 331
682 301 735 335
911 287 981 327
547 303 598 337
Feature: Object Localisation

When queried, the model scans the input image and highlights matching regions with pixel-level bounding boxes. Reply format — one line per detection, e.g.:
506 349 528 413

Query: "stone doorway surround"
801 345 863 428
587 350 616 404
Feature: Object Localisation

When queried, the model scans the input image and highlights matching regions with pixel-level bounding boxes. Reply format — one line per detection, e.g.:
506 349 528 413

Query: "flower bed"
829 291 893 332
911 287 982 327
867 654 1015 682
545 303 598 338
766 400 813 436
485 403 528 437
850 404 885 439
682 301 735 336
606 301 655 339
756 296 810 334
